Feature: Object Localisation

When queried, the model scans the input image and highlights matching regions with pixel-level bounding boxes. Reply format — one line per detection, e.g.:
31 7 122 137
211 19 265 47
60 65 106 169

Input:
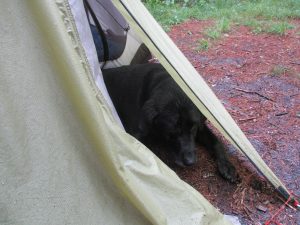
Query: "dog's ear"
138 99 158 138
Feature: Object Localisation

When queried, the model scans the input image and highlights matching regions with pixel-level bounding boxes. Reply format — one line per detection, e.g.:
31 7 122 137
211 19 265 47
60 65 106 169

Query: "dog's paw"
217 159 239 183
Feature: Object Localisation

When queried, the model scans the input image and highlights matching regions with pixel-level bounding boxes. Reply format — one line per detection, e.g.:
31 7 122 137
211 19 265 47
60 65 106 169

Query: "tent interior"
0 0 298 225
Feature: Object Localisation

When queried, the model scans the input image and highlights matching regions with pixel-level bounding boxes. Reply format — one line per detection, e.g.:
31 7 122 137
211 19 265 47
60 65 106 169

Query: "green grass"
271 65 290 76
143 0 300 35
242 19 295 35
266 22 294 35
205 17 230 39
197 38 210 51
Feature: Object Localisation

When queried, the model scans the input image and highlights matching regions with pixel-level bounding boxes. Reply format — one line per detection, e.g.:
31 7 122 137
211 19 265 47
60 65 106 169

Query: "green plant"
271 65 290 76
143 0 300 32
218 17 230 33
205 27 221 39
242 19 294 35
204 18 230 39
197 38 210 51
242 19 264 34
267 22 294 35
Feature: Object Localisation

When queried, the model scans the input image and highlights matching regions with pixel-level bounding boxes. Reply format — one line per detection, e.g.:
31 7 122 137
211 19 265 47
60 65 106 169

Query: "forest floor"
167 19 300 225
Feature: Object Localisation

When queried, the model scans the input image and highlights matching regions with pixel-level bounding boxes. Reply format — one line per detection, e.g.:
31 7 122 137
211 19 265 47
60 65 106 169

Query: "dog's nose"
183 152 196 166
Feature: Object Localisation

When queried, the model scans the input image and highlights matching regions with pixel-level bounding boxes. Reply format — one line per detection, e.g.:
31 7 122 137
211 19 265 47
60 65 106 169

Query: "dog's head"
139 91 205 167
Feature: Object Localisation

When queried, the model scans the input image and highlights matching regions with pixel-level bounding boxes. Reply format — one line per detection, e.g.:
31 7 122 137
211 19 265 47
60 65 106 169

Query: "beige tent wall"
68 0 124 128
0 1 148 225
0 0 233 225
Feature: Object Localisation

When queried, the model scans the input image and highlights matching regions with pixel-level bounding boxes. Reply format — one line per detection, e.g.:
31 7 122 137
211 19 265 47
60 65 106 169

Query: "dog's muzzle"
172 135 197 167
174 149 197 167
182 151 196 166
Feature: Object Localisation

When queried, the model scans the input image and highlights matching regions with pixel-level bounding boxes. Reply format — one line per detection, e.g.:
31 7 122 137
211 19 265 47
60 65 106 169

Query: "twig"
234 87 275 102
290 61 300 65
290 93 299 98
276 195 297 211
275 112 288 116
239 117 257 122
241 188 247 205
233 183 243 196
243 205 256 223
256 72 269 76
244 204 254 213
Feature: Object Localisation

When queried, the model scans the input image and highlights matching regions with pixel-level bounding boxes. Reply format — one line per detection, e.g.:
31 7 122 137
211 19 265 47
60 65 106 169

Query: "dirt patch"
168 19 300 225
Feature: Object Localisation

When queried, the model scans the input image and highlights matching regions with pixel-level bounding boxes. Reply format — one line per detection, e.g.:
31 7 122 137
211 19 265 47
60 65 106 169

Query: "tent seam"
57 0 117 124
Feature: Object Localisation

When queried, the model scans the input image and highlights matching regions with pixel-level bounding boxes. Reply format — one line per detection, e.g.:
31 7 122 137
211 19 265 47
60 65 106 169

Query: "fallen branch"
275 112 288 116
239 117 257 122
234 87 274 102
241 188 247 205
243 205 256 223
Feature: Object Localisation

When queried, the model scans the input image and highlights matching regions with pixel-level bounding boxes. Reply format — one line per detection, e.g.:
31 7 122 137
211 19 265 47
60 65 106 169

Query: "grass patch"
197 38 210 51
205 17 230 39
266 22 294 35
143 0 300 35
242 19 266 34
205 28 221 39
271 65 290 76
242 19 294 35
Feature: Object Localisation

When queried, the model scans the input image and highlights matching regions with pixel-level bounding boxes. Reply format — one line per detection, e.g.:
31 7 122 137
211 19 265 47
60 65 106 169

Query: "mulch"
167 19 300 225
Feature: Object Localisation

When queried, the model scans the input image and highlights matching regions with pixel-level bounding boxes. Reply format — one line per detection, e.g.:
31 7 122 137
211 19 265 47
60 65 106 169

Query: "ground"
167 20 300 225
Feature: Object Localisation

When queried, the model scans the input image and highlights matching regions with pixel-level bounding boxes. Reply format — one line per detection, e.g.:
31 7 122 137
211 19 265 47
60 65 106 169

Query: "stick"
234 87 274 102
239 117 257 122
275 112 288 116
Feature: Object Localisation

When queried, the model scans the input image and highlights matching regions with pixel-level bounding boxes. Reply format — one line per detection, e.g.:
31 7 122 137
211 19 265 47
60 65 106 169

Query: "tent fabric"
68 0 124 127
0 1 144 224
0 0 232 225
110 0 289 197
88 0 129 34
87 0 128 61
84 0 147 68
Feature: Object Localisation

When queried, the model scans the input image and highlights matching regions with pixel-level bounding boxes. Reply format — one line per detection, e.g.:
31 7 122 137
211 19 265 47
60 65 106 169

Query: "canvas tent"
1 0 297 225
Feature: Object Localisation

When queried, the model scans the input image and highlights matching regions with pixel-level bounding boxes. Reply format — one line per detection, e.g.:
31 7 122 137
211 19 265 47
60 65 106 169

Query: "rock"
256 204 268 212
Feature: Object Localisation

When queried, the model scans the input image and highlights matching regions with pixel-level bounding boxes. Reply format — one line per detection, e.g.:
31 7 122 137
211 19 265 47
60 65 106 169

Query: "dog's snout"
183 151 196 166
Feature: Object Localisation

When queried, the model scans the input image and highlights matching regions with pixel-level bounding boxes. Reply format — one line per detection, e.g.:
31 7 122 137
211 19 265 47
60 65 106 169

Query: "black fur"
102 63 238 182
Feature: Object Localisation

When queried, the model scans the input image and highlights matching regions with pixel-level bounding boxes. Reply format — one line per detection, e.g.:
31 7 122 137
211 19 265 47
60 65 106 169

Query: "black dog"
102 63 238 182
